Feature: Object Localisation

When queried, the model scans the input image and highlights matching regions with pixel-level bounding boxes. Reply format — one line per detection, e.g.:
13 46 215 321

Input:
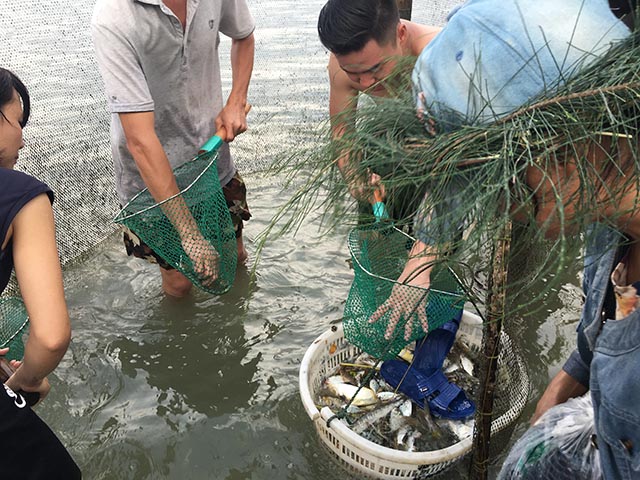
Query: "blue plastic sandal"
413 309 462 375
380 359 475 420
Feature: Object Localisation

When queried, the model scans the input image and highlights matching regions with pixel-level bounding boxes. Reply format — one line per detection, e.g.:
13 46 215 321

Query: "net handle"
371 189 389 222
115 103 252 222
199 103 252 154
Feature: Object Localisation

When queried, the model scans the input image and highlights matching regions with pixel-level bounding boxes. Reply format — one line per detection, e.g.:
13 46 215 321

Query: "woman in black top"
0 68 80 478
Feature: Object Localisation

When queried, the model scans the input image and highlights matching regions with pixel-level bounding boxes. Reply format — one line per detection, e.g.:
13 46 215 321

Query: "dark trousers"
0 385 81 479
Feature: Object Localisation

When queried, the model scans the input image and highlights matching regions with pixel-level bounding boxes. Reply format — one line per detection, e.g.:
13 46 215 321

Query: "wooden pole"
396 0 412 20
470 221 512 480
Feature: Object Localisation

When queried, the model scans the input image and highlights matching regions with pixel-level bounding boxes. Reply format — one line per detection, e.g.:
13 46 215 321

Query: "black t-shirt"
0 168 54 294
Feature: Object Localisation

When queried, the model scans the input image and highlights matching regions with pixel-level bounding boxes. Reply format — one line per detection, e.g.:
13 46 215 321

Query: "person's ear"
397 22 408 46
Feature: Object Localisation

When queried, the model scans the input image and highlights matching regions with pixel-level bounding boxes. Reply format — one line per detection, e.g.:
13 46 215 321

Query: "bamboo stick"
470 221 512 479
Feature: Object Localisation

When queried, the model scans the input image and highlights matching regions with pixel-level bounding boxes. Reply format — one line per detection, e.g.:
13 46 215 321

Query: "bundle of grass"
267 2 639 319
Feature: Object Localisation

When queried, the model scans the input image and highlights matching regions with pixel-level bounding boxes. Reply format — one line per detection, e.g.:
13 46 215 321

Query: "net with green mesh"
344 223 465 359
114 150 237 295
0 297 30 361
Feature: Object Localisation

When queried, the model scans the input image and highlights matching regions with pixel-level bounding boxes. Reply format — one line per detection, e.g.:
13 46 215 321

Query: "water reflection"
114 266 260 417
51 247 268 478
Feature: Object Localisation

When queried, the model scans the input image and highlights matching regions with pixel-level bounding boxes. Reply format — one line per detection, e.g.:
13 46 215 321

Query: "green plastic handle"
372 201 389 221
371 189 389 222
198 103 251 154
199 134 223 154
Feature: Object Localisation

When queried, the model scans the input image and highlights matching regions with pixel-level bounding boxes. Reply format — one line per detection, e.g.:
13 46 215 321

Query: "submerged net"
344 223 465 359
115 150 237 295
0 297 30 361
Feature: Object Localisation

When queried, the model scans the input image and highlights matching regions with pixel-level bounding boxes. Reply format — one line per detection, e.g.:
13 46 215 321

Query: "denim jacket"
563 224 640 479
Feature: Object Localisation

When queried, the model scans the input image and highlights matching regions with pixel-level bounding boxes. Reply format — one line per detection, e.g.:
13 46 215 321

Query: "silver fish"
405 430 422 452
444 419 474 440
351 398 403 435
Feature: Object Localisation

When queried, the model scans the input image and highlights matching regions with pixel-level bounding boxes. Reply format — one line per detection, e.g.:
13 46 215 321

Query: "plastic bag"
498 393 601 480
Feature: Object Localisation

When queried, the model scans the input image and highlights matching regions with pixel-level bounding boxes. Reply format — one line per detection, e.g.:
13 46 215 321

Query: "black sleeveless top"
0 168 54 294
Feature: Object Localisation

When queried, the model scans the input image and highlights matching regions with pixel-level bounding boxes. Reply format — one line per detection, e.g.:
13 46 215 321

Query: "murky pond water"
38 177 583 479
50 178 358 479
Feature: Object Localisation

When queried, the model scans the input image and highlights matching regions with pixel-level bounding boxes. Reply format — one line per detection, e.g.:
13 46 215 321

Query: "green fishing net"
0 297 30 361
344 223 465 360
114 151 237 294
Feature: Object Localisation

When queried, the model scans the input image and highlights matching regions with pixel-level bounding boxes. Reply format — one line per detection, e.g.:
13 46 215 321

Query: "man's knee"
160 268 192 297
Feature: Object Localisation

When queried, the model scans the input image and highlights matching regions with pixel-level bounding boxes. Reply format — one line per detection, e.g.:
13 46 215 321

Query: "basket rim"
114 152 216 223
347 224 465 300
299 311 530 465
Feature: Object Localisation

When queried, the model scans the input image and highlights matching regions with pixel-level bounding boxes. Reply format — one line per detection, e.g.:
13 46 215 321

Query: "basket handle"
371 189 389 222
198 103 252 154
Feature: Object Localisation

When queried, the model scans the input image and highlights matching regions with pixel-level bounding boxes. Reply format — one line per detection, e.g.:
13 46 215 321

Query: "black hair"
0 68 30 128
318 0 400 56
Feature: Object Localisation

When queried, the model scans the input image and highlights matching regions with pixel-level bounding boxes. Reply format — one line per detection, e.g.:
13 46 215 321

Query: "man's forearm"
119 112 179 203
398 240 437 288
119 112 202 242
531 369 588 425
229 33 254 106
128 136 179 202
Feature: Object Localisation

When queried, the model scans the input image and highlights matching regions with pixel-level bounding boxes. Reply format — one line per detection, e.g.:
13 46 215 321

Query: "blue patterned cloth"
412 0 629 129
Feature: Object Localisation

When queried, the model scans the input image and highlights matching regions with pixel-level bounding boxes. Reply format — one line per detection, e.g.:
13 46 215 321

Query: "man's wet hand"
369 282 429 341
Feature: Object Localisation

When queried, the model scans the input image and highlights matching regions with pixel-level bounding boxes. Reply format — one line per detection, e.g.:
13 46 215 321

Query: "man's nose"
359 74 377 89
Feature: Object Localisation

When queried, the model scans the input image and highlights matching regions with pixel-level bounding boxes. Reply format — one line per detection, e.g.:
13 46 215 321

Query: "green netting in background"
115 153 237 295
344 223 465 359
0 297 30 361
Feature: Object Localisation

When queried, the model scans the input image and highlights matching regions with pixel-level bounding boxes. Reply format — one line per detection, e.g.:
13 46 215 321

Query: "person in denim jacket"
377 0 629 340
373 0 637 477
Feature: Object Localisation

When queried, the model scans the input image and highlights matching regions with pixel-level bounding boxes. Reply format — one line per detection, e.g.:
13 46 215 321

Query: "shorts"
122 171 251 270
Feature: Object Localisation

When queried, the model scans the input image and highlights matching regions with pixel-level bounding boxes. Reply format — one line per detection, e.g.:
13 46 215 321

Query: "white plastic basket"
299 311 530 479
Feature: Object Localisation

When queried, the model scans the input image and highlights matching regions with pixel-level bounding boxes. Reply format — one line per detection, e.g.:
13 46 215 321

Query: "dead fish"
443 354 459 373
376 391 398 402
444 419 474 441
460 355 474 376
337 366 359 385
405 430 422 452
317 395 344 411
351 397 403 434
395 424 411 449
354 352 378 368
389 404 412 433
369 378 380 393
324 375 378 407
398 399 412 417
414 406 442 436
393 422 423 452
